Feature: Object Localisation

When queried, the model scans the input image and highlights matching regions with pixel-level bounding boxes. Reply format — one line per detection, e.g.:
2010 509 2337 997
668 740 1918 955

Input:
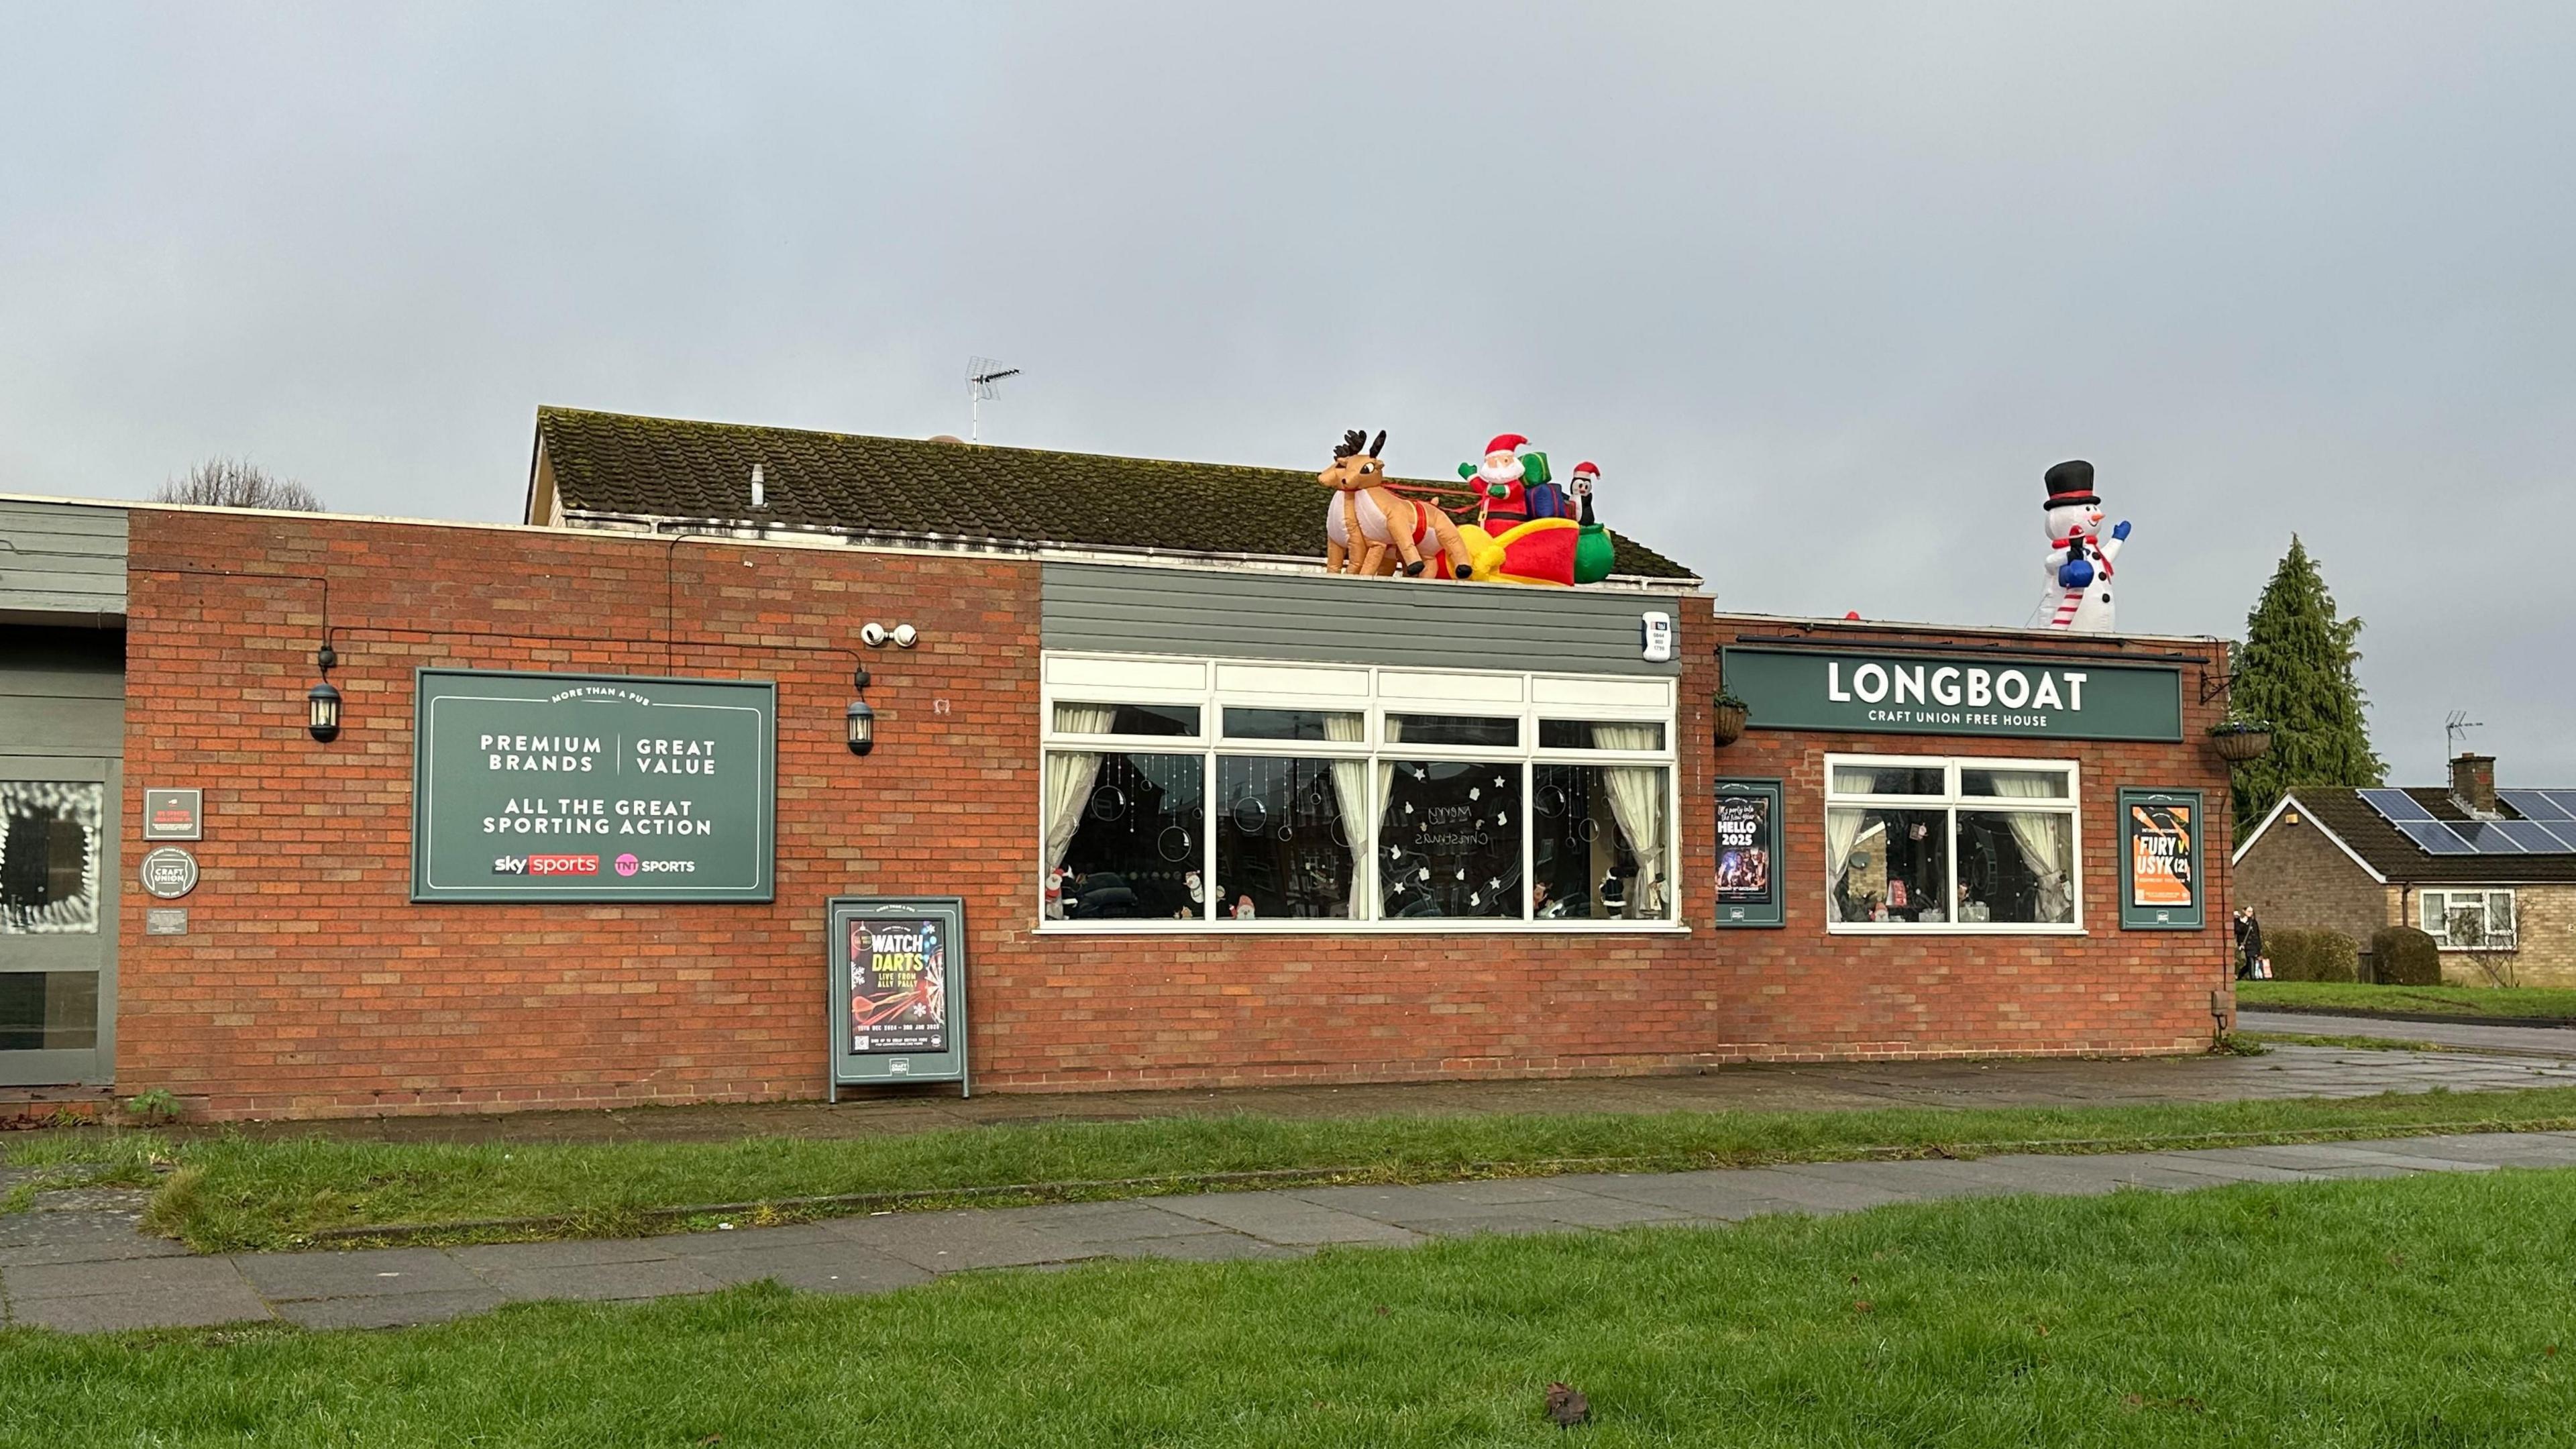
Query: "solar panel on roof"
2548 790 2576 818
2451 821 2529 853
2398 820 2475 855
2487 820 2576 853
2500 790 2573 822
2359 788 2436 822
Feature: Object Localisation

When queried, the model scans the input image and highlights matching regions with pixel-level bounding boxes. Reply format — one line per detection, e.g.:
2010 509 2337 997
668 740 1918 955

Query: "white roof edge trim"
2233 791 2388 883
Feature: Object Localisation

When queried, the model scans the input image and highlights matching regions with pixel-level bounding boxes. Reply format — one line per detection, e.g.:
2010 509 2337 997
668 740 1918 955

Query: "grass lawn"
2240 981 2576 1020
5 1169 2574 1446
14 1087 2576 1252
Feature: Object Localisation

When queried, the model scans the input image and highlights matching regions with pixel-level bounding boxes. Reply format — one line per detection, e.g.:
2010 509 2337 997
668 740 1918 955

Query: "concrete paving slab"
1088 1232 1309 1263
235 1246 485 1301
828 1208 1106 1271
688 1242 935 1295
449 1238 681 1271
2386 1134 2576 1165
1151 1191 1426 1246
1542 1171 1809 1220
476 1256 729 1303
1768 1160 2021 1201
6 1254 258 1303
1027 1200 1220 1245
1719 1167 1921 1214
1285 1183 1580 1222
661 1223 854 1256
13 1287 273 1333
2209 1144 2490 1174
1917 1157 2166 1196
2118 1152 2333 1184
0 1214 191 1266
275 1289 507 1330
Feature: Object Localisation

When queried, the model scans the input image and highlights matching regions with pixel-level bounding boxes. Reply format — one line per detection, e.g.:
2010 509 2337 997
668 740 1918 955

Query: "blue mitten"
2057 557 2096 589
2111 521 2133 541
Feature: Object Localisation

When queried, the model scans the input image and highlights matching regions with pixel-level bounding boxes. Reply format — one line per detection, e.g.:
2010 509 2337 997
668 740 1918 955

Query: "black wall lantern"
307 642 342 743
845 664 875 755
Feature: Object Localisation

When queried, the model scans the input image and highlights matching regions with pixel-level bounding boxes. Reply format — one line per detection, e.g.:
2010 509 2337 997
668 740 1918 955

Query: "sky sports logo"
491 854 600 876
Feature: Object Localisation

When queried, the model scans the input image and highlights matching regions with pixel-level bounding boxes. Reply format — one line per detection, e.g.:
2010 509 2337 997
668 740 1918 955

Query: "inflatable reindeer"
1319 428 1472 580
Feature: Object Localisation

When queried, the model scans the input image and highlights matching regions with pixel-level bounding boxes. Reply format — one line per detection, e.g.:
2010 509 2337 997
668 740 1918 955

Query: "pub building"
0 409 2237 1120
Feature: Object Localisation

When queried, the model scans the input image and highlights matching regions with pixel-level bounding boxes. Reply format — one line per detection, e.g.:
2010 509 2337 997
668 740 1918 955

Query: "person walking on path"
2233 908 2253 979
2242 908 2265 979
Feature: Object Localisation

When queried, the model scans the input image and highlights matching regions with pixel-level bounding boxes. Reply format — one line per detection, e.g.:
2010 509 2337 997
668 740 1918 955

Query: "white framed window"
1040 654 1680 932
2420 889 2516 951
1825 754 2082 934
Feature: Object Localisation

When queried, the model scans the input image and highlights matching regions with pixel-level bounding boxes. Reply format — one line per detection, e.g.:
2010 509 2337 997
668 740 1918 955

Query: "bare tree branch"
152 457 323 512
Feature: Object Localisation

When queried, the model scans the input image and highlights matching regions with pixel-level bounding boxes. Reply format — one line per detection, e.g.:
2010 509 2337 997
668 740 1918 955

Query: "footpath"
7 1037 2576 1336
9 1128 2576 1334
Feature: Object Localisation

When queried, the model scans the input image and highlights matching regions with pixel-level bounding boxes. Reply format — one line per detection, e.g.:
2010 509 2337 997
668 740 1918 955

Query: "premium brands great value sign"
1719 647 2184 742
411 669 777 902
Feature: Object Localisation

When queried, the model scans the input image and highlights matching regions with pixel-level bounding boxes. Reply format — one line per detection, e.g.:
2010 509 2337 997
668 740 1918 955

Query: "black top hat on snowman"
2042 460 2099 510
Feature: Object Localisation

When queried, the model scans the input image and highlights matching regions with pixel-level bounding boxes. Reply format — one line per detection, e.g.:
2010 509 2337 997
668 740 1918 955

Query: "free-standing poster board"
827 896 969 1098
2118 788 2206 930
1710 777 1784 927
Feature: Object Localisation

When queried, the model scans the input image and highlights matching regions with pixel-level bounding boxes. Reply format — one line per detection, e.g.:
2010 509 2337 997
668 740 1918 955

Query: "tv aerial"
2445 710 2484 757
967 357 1020 443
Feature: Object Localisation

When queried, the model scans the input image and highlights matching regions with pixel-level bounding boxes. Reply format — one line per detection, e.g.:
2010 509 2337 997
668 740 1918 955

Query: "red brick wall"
118 510 2235 1120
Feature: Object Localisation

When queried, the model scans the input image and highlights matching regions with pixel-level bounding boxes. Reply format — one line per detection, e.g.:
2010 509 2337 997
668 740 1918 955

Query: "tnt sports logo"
490 855 600 876
615 853 640 877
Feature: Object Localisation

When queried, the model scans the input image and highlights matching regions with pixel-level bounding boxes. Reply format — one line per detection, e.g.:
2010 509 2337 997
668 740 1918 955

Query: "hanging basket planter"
1711 694 1750 748
2210 722 2274 763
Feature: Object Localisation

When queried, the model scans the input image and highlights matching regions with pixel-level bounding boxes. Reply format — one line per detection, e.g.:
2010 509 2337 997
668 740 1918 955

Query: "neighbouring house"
2233 753 2576 986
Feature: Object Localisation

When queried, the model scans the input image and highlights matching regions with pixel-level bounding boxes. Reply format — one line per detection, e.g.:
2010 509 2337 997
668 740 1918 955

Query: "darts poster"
827 896 969 1095
1711 779 1784 926
2118 790 2205 930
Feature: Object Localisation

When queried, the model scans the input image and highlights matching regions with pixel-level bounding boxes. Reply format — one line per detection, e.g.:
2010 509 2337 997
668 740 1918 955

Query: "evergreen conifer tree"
2230 536 2383 823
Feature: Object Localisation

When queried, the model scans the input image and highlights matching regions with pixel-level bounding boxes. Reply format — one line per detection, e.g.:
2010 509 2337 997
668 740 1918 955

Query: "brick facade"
2231 807 2389 947
115 508 2236 1120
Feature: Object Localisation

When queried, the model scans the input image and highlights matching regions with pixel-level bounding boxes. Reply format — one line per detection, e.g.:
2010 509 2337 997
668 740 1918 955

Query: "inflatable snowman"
2038 460 2132 633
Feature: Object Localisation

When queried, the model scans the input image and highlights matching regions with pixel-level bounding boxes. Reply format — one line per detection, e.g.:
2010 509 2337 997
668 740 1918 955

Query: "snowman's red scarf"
2057 533 2114 580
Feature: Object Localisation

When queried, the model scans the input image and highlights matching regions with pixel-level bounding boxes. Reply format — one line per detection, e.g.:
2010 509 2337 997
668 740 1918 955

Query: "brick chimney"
2450 753 2497 814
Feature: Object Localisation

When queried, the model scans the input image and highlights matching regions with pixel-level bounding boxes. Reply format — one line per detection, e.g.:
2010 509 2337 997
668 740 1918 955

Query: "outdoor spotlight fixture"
307 641 343 743
845 664 875 756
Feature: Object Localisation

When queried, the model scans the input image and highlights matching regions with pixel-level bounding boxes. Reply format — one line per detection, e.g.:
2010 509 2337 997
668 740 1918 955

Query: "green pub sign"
1719 647 2184 743
411 669 777 902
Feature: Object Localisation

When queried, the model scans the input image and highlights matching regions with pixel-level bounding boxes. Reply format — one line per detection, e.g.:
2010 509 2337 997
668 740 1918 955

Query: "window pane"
1960 767 2071 798
1957 810 2076 924
1539 720 1666 751
1381 760 1521 918
2446 904 2487 948
0 971 98 1051
1388 714 1518 749
1053 751 1205 920
1534 763 1670 918
2421 894 2446 938
1827 806 1949 923
1214 756 1360 920
1831 764 1945 797
2491 893 2516 939
1222 708 1361 743
1051 702 1199 737
1 781 105 934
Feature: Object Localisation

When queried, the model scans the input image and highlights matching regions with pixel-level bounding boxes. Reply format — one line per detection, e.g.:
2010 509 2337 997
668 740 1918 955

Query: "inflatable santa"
2037 460 2133 633
1459 433 1540 531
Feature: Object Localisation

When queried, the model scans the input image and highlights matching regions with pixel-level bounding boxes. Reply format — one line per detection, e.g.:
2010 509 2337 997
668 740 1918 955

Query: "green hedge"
2369 925 2444 987
2267 926 2359 982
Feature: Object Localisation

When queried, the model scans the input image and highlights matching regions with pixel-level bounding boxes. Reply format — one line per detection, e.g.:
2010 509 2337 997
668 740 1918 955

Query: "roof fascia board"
2233 790 2388 883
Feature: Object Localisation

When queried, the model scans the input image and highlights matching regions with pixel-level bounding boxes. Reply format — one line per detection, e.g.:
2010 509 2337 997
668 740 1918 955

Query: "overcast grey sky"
4 3 2567 782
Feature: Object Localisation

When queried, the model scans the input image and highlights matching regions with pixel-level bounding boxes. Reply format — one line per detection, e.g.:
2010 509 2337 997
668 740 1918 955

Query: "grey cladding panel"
0 501 129 620
1 626 124 756
1042 562 1682 676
